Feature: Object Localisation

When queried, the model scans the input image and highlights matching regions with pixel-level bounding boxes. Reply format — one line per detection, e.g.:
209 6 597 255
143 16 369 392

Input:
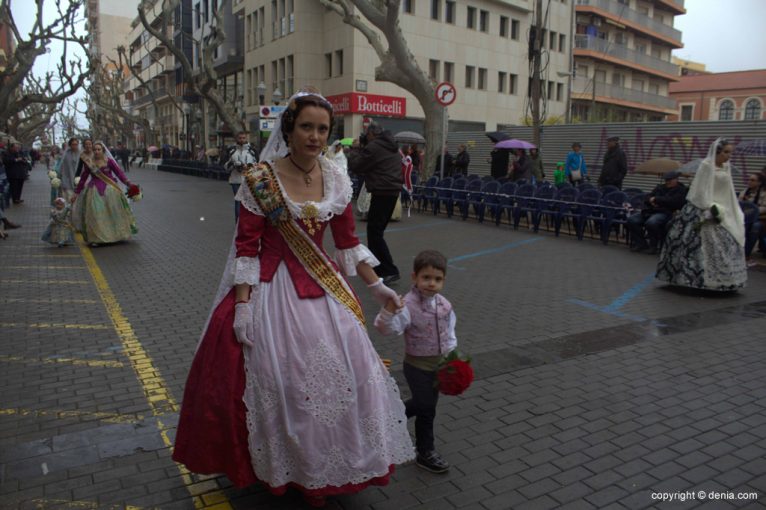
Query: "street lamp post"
257 81 267 151
273 87 283 105
182 103 191 155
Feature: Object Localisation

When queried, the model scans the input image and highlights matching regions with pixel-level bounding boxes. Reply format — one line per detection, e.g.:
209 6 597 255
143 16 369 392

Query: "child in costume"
41 197 74 247
374 249 456 474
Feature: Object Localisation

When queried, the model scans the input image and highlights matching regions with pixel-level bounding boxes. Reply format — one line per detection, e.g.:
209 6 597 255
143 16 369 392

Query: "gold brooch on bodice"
301 202 321 235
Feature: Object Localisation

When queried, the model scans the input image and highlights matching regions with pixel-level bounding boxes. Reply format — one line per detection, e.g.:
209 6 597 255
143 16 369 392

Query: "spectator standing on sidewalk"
454 144 470 176
434 146 454 178
2 143 29 204
565 142 587 185
349 122 403 284
225 132 258 222
599 136 628 189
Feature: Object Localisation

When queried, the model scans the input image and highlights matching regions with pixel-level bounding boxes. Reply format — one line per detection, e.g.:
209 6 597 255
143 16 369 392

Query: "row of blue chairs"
410 176 647 244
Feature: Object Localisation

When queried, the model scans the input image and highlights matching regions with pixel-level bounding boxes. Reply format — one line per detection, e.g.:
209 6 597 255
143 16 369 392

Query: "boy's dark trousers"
403 362 439 454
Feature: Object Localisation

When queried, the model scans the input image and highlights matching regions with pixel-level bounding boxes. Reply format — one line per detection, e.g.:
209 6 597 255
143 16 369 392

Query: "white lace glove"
233 301 254 347
368 278 400 307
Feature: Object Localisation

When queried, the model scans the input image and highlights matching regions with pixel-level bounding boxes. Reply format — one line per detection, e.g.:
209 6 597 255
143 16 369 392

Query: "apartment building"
237 0 572 144
85 0 140 67
123 0 194 148
572 0 684 122
668 69 766 122
192 0 245 149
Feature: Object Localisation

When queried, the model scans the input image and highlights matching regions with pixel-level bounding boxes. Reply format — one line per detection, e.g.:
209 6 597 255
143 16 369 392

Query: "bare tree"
319 0 443 177
6 89 60 145
137 0 244 135
0 0 91 131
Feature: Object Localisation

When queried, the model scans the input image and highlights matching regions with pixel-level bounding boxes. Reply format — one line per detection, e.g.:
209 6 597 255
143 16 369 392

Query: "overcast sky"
672 0 766 72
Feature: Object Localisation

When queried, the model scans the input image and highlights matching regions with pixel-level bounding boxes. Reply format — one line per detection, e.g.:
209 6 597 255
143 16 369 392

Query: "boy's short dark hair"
413 250 448 275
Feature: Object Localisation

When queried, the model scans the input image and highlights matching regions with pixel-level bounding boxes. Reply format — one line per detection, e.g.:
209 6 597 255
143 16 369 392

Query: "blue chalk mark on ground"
356 220 446 238
569 272 665 325
448 238 544 270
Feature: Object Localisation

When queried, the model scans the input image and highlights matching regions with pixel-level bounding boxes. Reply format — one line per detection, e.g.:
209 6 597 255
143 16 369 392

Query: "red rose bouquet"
126 183 142 202
436 350 474 396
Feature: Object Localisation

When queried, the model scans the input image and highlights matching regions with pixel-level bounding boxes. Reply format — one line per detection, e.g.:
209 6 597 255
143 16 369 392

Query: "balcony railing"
574 35 679 76
572 76 676 110
130 87 168 108
575 0 682 43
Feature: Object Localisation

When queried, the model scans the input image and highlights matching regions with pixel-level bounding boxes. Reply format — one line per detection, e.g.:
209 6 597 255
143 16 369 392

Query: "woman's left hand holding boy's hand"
368 278 401 308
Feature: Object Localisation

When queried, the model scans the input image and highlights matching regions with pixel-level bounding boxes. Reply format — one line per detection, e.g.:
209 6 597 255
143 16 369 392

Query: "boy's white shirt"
374 294 458 347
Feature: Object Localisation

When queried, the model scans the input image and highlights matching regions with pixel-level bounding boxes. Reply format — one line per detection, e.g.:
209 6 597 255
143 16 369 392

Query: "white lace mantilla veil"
196 91 340 349
686 137 745 246
91 140 118 173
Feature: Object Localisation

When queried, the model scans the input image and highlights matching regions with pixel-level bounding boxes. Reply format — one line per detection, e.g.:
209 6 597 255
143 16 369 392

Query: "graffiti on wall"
591 127 754 174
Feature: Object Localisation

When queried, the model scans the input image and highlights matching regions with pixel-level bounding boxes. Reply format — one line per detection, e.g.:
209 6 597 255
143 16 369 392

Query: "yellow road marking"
0 355 124 368
78 236 229 509
0 407 143 424
27 499 142 509
6 265 88 270
0 322 110 330
0 279 90 284
0 298 99 304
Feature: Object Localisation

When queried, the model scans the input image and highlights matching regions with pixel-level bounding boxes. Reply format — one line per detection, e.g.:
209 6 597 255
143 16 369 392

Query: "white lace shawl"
687 138 745 246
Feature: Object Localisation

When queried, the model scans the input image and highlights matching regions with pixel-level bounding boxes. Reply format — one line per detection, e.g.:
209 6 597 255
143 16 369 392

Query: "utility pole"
530 0 543 147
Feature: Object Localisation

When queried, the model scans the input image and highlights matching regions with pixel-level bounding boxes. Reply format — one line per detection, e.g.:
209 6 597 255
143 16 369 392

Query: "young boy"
374 249 456 473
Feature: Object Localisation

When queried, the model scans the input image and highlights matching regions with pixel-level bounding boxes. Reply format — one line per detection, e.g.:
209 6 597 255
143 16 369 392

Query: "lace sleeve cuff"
334 244 380 276
234 256 260 285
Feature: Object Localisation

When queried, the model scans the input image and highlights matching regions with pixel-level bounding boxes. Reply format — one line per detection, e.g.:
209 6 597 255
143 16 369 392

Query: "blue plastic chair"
577 182 596 192
432 177 454 216
441 178 465 218
623 187 644 198
497 182 518 226
457 179 482 219
599 184 620 197
481 175 495 183
475 181 501 223
413 175 438 212
531 185 557 232
600 191 629 244
467 174 481 182
573 188 602 240
512 183 537 229
553 187 579 236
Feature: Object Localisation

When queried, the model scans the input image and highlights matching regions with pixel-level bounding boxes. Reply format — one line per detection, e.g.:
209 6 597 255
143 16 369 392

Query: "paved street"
1 164 766 510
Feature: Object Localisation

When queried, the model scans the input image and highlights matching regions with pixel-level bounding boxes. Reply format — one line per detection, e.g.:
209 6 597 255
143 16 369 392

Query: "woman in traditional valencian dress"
172 91 414 507
656 138 747 290
71 141 137 245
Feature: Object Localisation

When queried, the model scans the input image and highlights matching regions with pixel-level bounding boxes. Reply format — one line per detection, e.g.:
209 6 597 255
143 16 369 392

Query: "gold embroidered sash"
244 162 366 326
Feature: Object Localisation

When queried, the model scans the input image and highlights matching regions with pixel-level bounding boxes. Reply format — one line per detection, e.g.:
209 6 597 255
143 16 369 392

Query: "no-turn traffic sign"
435 82 456 106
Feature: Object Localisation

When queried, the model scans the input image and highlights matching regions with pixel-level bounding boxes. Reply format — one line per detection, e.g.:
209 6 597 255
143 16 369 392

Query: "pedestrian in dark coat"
348 123 403 283
454 144 470 176
2 143 30 204
599 136 628 189
488 149 510 179
434 147 454 177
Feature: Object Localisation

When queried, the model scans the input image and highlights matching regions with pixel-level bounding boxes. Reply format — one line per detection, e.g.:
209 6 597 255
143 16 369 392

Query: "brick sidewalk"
1 165 765 509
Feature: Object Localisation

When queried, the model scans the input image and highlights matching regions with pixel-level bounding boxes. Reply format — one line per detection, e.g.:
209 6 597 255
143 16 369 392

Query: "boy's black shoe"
416 450 450 473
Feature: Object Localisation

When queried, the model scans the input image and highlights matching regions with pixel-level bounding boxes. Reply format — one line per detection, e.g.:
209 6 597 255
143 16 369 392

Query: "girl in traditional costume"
656 138 747 290
172 91 414 507
71 141 138 245
41 197 74 247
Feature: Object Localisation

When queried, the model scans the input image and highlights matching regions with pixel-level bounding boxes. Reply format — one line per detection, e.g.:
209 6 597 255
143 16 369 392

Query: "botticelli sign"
435 82 456 106
326 92 406 118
